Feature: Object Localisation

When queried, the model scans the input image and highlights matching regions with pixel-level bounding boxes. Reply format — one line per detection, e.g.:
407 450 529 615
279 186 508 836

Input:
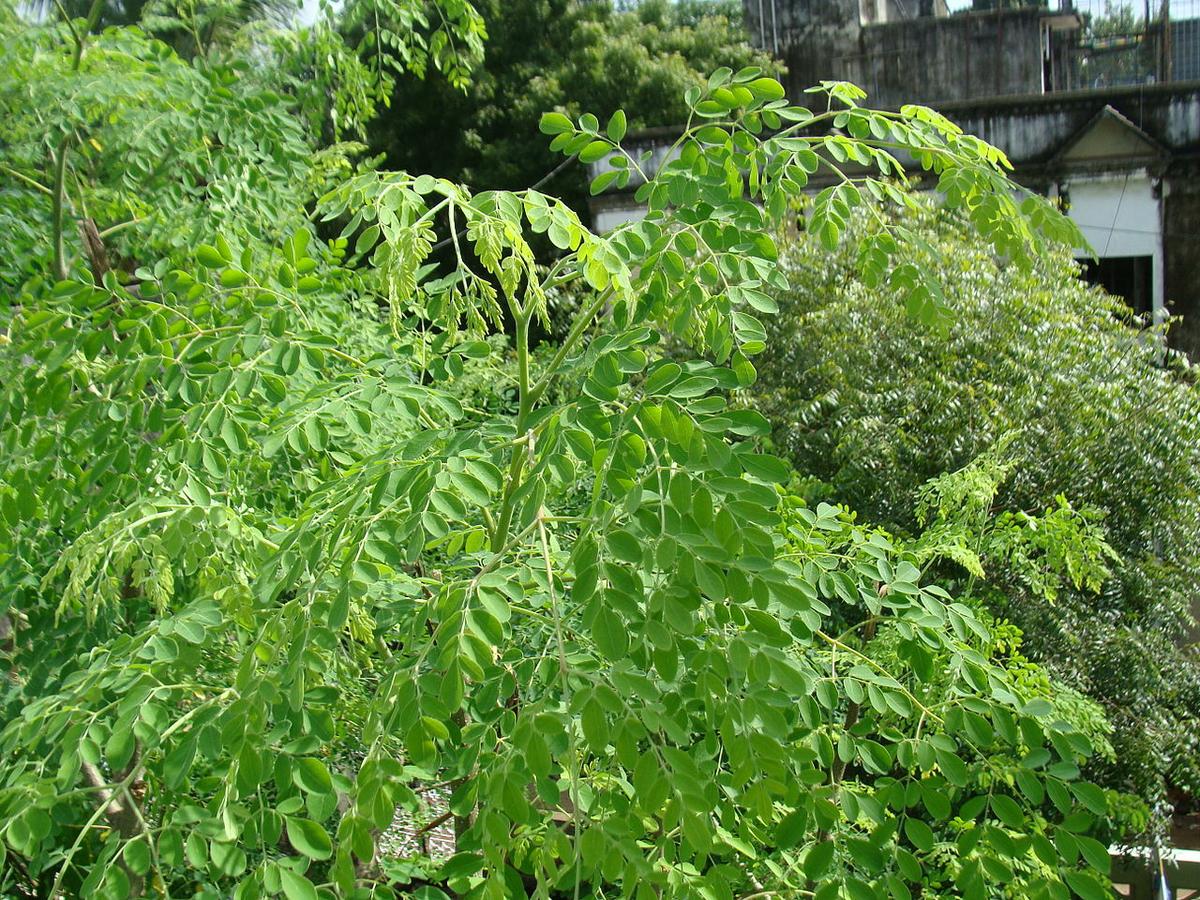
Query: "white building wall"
593 206 646 234
1060 172 1164 318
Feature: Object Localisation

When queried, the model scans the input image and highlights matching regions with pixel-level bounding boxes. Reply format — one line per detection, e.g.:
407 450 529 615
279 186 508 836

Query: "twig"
412 809 453 838
1 165 51 195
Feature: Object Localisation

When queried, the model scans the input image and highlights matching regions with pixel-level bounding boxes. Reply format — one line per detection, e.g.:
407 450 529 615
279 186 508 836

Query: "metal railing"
1064 0 1200 88
1113 845 1200 898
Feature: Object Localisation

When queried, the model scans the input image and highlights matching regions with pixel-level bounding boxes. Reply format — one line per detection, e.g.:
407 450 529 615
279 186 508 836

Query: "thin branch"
50 0 105 281
98 216 145 239
527 287 612 408
430 156 576 254
1 165 52 195
412 809 453 838
51 135 72 281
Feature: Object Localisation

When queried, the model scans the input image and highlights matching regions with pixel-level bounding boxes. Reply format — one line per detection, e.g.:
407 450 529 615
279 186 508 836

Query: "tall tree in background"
372 0 777 216
24 0 296 56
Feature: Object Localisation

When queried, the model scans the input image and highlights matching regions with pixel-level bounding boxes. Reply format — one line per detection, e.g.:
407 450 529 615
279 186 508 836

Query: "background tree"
371 0 777 216
25 0 296 58
750 197 1200 820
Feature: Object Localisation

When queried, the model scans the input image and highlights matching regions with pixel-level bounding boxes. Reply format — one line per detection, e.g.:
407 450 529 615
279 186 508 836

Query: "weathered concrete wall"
943 86 1200 354
744 0 865 93
853 9 1047 106
1164 171 1200 358
743 1 1061 106
595 85 1200 191
733 2 1200 354
943 83 1200 166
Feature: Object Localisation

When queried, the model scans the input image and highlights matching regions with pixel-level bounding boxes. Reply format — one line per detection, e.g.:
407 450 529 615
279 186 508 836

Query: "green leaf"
197 244 225 267
581 700 607 750
1063 869 1109 900
163 740 196 789
591 608 628 659
1022 698 1054 718
935 749 969 787
185 831 207 867
776 810 808 848
1070 783 1107 815
279 868 319 900
293 757 333 796
286 816 333 860
106 725 135 771
606 529 642 564
607 109 627 142
157 829 184 868
1075 835 1111 874
990 794 1024 829
708 67 733 89
643 363 682 394
740 452 791 484
904 817 935 852
748 77 786 101
669 375 717 399
578 141 611 164
805 840 835 878
590 170 619 196
219 268 248 288
540 112 573 135
118 836 150 875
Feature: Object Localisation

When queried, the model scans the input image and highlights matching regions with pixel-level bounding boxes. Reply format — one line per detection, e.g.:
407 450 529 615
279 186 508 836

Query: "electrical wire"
430 155 577 253
1101 173 1132 256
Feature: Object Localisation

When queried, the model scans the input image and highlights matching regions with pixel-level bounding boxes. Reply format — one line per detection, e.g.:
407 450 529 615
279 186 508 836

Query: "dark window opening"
1081 255 1154 317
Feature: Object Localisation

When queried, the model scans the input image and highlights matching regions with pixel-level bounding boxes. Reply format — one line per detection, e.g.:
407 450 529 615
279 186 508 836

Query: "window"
1080 255 1154 316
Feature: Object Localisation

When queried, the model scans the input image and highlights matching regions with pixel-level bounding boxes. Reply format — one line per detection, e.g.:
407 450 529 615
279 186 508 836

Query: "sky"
297 0 323 26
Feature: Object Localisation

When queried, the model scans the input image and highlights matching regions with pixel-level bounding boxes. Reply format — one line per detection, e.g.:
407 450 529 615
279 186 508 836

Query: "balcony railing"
1063 0 1200 88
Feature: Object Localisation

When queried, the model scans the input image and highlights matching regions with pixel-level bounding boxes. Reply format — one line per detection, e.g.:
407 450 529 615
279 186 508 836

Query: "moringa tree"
0 5 1122 897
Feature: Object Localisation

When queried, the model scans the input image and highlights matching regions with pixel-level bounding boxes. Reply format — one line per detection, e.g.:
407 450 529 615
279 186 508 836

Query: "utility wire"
430 155 577 253
1101 173 1132 256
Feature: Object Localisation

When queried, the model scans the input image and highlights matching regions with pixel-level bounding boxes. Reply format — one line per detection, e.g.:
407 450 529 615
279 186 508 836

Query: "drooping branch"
50 0 105 282
51 135 72 282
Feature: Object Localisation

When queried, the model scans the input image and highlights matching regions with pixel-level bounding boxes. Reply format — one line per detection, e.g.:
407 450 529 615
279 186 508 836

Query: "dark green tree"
751 198 1200 817
371 0 777 216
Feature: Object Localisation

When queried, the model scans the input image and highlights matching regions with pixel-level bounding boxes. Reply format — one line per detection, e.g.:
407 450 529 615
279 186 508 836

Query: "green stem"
73 0 104 64
97 216 145 239
527 286 611 408
536 512 584 899
491 306 533 550
51 134 72 282
1 165 51 195
51 0 104 282
515 307 532 411
492 282 610 550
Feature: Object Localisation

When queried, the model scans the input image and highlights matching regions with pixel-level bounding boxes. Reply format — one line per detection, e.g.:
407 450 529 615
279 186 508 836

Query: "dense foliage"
0 1 1137 897
751 199 1200 817
372 0 776 215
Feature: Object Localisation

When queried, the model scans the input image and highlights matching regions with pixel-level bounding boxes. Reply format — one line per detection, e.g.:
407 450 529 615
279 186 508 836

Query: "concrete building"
748 0 1200 352
593 0 1200 355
